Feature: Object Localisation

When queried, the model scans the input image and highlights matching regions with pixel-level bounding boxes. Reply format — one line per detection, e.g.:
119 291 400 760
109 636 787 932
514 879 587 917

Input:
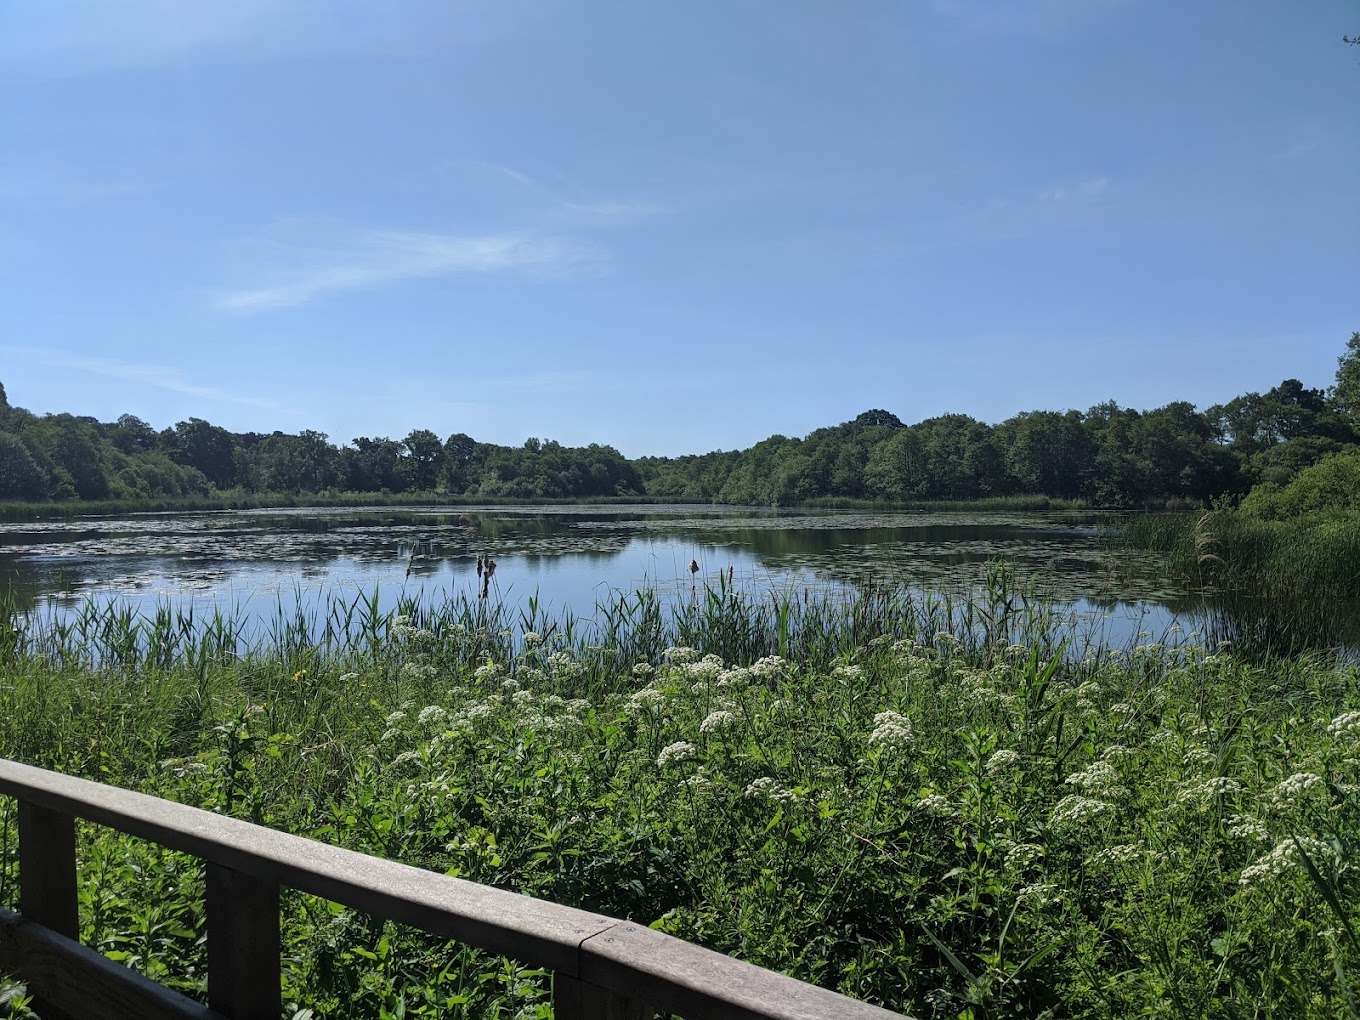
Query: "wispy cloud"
1040 177 1109 202
11 348 278 409
467 160 670 226
213 226 599 312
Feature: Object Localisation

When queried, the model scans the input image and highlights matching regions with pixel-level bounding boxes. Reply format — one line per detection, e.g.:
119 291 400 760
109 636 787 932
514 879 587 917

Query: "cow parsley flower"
1327 711 1360 738
700 710 737 734
868 711 915 751
657 741 696 768
1239 837 1332 886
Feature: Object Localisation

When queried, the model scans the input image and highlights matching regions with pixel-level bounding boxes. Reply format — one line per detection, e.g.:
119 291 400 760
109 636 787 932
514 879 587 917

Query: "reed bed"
1 574 1358 1018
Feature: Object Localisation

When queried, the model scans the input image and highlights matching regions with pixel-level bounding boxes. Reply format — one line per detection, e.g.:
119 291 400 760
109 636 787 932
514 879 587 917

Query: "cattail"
689 559 699 577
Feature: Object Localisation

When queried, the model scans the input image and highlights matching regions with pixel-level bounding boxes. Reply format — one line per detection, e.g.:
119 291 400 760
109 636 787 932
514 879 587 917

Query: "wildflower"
914 793 951 816
389 750 422 770
1327 711 1360 738
1179 776 1243 805
522 631 543 647
1064 761 1126 799
473 663 502 682
749 655 787 679
632 662 655 678
1089 843 1142 867
416 705 447 726
681 773 711 790
832 664 863 681
1019 882 1063 906
685 659 723 682
985 749 1021 774
626 688 665 712
511 689 533 706
1050 795 1114 832
1004 843 1043 872
1275 772 1323 800
744 776 796 802
292 669 308 682
500 678 521 692
663 646 700 664
868 711 915 752
385 710 407 724
700 710 737 734
339 672 359 683
1239 837 1333 886
657 741 696 768
1226 815 1270 842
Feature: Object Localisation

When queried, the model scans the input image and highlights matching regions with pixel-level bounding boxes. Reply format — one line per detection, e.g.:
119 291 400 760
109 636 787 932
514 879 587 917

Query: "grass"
2 575 1359 1018
1117 511 1360 656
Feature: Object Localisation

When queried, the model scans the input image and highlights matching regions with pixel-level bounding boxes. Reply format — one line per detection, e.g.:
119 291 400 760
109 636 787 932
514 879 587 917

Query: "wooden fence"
0 758 906 1020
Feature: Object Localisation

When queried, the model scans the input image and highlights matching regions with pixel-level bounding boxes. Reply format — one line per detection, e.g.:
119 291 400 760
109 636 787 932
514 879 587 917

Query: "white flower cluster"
1182 746 1216 770
1274 772 1324 801
1226 814 1270 842
1050 794 1115 832
663 646 700 664
1088 843 1142 867
833 664 864 681
626 688 665 712
657 741 696 768
716 667 752 689
1018 882 1063 906
473 662 503 682
1239 837 1332 887
1064 761 1127 799
683 657 724 682
915 793 952 816
399 661 436 682
1327 711 1360 738
522 631 543 647
632 662 654 678
700 710 737 734
868 710 915 751
986 749 1021 774
1004 842 1043 872
749 655 787 679
416 705 447 726
1179 776 1243 806
744 776 796 803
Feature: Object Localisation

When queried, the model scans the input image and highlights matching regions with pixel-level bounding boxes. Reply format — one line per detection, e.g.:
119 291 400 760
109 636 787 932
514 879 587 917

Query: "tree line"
2 332 1357 508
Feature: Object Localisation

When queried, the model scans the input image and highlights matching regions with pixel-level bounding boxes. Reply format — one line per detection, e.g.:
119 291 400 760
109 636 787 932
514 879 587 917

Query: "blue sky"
2 1 1357 457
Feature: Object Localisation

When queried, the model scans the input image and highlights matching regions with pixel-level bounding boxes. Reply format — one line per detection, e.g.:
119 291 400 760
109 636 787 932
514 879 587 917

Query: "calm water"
0 505 1212 647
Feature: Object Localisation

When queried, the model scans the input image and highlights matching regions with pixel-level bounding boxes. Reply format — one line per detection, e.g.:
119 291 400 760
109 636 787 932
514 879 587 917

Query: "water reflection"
2 505 1352 653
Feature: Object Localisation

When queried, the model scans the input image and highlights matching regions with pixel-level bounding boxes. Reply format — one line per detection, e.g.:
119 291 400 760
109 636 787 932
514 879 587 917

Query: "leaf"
922 925 978 985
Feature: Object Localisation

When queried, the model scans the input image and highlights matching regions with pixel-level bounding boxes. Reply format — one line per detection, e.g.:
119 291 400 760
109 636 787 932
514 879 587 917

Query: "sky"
1 1 1357 458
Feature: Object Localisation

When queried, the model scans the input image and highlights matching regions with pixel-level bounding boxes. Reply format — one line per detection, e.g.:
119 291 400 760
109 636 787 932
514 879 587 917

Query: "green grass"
2 578 1359 1018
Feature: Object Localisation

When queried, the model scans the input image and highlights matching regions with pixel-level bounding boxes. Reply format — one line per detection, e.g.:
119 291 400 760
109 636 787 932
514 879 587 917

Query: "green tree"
0 433 47 499
401 429 445 490
1333 331 1360 426
165 418 238 488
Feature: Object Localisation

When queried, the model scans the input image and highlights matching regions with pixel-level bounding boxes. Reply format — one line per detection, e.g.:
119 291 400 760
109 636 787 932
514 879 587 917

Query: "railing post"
18 800 79 1019
554 972 652 1020
206 862 281 1019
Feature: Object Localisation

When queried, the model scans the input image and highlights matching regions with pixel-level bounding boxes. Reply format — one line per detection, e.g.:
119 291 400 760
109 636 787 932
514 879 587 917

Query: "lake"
0 505 1221 649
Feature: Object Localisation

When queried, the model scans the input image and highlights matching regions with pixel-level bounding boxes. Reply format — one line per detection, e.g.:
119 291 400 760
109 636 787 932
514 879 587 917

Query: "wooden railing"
0 759 907 1020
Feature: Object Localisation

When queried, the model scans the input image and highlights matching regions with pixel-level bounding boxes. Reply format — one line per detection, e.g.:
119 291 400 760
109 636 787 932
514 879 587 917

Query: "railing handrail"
0 758 907 1019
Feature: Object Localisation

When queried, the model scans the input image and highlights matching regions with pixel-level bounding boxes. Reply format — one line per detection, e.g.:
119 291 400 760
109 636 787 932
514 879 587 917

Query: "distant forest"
3 333 1358 509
